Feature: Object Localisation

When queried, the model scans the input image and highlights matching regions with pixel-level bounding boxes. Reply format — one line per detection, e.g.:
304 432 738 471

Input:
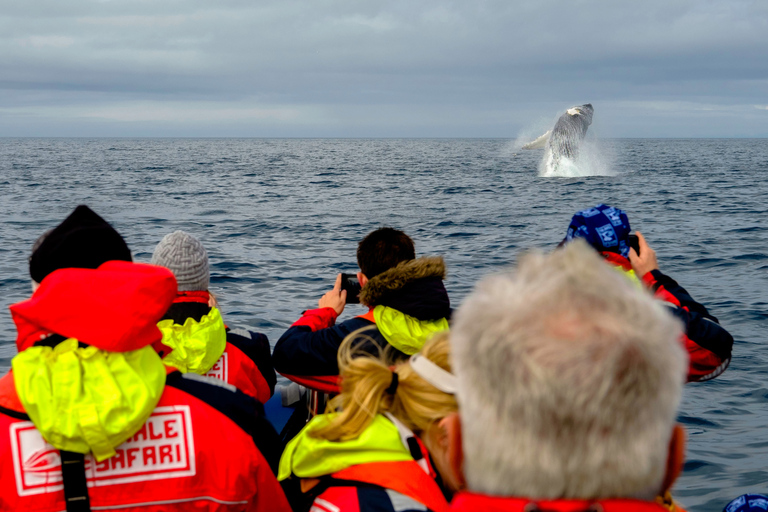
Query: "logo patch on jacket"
10 406 196 497
205 351 229 382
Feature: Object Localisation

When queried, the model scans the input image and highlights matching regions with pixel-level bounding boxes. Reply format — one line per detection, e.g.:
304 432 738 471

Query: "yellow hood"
278 413 412 481
374 305 449 355
158 307 226 374
12 338 166 462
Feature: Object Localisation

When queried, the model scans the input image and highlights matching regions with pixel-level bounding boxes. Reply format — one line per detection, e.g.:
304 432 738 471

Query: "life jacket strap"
60 450 91 512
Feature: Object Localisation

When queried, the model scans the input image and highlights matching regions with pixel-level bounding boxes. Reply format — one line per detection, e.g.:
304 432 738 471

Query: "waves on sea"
1 138 767 511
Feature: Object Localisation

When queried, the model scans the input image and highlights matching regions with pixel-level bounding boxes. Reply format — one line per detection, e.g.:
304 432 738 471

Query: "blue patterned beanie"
723 495 768 512
565 204 632 257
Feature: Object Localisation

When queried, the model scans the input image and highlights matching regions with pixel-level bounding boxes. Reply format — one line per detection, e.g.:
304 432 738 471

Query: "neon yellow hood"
278 413 412 481
373 305 450 355
12 338 166 462
158 307 226 374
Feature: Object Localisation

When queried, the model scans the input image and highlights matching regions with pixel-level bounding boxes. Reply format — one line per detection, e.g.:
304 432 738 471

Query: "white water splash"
538 137 614 177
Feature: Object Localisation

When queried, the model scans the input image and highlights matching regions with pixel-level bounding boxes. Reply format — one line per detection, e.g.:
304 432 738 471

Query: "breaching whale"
548 104 593 161
524 104 594 176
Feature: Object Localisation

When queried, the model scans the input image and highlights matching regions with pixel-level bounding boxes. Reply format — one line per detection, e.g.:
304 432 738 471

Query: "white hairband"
409 352 456 394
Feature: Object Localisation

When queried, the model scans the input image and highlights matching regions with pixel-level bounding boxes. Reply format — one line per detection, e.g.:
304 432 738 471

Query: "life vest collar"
451 492 675 512
172 290 210 304
278 413 415 481
602 252 632 272
601 252 642 287
158 307 226 374
373 305 449 355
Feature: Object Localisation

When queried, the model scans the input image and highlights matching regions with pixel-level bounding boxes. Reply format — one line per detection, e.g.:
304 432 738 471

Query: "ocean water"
1 138 766 510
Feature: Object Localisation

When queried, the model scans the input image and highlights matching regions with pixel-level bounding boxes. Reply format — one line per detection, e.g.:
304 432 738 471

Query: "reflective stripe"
89 496 249 509
311 498 341 512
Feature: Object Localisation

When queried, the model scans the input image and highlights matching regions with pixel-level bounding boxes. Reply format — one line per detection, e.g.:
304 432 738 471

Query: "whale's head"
567 104 593 117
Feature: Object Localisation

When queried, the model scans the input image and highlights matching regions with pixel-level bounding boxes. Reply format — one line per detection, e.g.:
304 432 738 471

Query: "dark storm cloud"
0 0 766 136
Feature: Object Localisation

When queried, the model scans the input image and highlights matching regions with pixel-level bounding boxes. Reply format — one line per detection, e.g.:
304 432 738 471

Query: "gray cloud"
1 0 766 136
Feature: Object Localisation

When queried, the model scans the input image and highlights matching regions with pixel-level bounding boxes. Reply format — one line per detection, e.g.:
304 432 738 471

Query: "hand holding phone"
318 274 347 315
628 231 659 277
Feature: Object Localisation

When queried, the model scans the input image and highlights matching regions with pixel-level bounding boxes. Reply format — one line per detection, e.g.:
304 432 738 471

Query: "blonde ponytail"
309 328 457 442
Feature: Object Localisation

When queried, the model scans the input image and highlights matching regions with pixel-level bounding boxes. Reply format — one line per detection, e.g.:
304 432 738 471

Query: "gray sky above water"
1 0 766 137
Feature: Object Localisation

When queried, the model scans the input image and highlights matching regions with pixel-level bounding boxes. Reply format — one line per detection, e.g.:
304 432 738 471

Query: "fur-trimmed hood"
360 256 450 321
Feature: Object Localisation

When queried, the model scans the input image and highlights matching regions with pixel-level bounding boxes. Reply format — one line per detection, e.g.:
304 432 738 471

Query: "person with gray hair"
444 240 689 512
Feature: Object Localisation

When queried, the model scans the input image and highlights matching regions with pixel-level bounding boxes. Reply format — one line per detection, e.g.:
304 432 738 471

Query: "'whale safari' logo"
10 406 196 497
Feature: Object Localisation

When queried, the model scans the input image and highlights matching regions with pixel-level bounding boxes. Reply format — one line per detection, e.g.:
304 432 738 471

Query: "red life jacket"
450 492 685 512
204 339 272 403
602 252 729 382
167 291 275 403
0 372 291 512
325 460 450 512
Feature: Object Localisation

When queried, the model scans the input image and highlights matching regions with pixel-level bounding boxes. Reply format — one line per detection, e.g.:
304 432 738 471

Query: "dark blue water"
1 138 766 511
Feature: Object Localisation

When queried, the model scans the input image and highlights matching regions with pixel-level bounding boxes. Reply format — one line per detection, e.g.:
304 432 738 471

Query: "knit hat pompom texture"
151 231 209 291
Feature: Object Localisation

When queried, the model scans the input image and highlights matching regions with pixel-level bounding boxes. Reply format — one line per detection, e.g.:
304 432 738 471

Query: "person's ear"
445 412 466 490
661 424 685 494
434 417 451 447
357 272 368 288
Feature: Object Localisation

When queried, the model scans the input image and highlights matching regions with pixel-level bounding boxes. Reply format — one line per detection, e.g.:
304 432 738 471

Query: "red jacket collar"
601 252 633 272
450 493 670 512
173 290 210 305
10 261 177 352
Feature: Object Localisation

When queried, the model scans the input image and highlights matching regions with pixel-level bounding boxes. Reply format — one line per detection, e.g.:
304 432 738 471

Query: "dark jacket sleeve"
643 269 733 381
272 308 376 377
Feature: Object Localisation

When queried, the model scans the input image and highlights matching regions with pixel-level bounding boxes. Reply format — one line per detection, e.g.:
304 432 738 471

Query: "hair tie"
385 371 399 395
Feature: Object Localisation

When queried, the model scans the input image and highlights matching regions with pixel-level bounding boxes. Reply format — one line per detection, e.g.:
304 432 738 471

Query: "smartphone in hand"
340 273 362 304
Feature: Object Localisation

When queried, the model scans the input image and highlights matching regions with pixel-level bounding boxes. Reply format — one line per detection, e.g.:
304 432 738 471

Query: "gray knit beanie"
151 231 209 291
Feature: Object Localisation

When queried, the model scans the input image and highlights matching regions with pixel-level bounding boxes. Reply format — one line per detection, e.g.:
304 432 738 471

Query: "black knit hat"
29 205 132 284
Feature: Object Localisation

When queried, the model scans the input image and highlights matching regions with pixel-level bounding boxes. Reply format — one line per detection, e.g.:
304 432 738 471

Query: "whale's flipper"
548 104 593 161
522 130 551 149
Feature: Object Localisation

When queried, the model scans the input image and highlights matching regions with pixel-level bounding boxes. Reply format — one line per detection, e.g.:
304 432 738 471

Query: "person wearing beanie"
561 204 733 383
0 210 290 512
151 230 276 404
723 495 768 512
29 204 132 287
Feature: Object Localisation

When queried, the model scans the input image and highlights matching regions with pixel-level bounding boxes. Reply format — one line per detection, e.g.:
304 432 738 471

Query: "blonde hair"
310 330 457 442
451 240 687 499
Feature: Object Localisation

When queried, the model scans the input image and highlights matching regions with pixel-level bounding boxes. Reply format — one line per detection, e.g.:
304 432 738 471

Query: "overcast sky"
1 0 766 137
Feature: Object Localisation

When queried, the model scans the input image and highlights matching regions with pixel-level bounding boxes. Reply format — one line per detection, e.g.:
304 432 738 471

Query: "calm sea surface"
1 138 766 510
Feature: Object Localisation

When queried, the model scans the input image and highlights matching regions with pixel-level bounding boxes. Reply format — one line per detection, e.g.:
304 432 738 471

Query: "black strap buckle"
60 450 91 512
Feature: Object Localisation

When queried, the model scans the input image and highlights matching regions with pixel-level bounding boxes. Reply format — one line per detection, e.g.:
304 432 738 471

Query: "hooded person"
272 227 451 394
150 230 276 403
0 206 290 512
278 330 459 512
561 204 733 382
